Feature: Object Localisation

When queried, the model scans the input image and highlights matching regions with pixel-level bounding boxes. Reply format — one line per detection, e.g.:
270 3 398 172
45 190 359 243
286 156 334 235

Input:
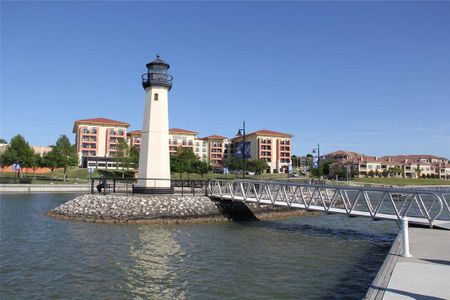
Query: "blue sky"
1 1 449 157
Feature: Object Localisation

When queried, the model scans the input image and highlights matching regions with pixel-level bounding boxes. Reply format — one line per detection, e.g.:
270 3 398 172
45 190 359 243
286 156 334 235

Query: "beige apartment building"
200 135 230 169
73 118 294 173
231 130 292 173
168 128 197 156
73 117 130 168
328 152 450 179
127 130 142 150
126 128 210 162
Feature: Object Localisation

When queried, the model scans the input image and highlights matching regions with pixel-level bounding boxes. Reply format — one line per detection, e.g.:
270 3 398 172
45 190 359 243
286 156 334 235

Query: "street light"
236 121 246 178
312 143 320 179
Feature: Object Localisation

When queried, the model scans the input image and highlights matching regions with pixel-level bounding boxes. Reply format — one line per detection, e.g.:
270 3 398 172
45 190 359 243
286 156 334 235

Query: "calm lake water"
0 193 398 299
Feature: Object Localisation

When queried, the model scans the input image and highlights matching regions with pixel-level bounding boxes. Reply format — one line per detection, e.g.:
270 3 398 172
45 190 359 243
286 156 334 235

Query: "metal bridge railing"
206 179 450 228
90 177 208 196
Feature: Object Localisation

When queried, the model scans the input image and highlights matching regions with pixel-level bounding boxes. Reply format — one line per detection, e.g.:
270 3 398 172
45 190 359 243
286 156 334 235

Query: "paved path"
367 227 450 299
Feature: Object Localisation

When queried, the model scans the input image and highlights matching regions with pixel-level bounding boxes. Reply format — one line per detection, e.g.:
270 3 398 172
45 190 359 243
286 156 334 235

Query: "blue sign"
12 163 20 171
312 162 319 169
223 167 229 175
236 142 251 159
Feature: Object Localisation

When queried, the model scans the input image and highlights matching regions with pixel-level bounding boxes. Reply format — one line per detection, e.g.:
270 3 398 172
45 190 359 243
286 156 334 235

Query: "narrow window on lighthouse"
154 93 159 101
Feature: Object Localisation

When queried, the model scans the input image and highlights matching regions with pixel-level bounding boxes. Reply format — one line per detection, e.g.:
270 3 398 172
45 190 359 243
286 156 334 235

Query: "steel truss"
207 180 450 229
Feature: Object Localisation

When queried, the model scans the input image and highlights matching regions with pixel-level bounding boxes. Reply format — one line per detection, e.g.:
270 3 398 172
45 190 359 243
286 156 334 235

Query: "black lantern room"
141 55 173 90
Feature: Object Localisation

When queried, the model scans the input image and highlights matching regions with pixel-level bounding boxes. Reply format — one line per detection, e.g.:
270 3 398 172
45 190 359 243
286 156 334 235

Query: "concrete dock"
366 227 450 299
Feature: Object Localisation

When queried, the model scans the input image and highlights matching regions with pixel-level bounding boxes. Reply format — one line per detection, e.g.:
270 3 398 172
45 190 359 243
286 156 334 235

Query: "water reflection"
122 226 187 299
1 194 397 300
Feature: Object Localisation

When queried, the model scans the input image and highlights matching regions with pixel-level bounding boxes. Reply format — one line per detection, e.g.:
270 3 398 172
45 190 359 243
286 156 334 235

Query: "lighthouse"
133 55 173 194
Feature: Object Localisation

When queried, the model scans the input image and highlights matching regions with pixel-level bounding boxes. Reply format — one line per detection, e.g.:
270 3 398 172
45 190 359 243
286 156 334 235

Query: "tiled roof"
73 117 130 132
75 117 130 126
324 150 364 158
247 129 293 138
337 154 449 167
127 130 142 136
202 135 227 140
169 128 198 135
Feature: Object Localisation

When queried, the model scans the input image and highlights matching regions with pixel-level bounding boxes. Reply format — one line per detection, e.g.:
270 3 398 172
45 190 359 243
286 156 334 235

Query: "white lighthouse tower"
133 55 173 194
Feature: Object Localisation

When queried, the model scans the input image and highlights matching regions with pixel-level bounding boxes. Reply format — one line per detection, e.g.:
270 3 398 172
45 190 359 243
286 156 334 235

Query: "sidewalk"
366 227 450 299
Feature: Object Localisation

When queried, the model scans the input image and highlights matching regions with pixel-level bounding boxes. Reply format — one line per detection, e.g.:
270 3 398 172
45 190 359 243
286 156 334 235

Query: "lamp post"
312 144 320 179
236 121 246 179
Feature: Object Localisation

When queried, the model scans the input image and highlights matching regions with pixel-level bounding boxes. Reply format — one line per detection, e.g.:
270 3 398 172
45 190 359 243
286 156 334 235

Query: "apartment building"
324 150 364 161
126 128 209 162
168 128 197 155
200 135 229 169
127 130 142 150
73 117 130 168
73 117 294 173
231 130 293 173
328 152 450 179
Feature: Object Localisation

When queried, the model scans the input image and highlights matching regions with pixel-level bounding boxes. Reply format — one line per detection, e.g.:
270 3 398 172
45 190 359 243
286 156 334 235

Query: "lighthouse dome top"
142 55 173 90
146 55 170 69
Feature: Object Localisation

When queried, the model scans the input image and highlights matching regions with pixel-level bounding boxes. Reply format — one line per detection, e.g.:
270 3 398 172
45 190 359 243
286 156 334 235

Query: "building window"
154 93 159 101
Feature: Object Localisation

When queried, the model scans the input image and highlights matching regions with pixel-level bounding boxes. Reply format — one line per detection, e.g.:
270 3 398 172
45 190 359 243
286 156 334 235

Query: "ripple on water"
0 194 397 299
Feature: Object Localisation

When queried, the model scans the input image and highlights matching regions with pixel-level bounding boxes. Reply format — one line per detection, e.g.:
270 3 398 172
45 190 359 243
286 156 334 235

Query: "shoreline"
46 209 312 224
46 194 315 225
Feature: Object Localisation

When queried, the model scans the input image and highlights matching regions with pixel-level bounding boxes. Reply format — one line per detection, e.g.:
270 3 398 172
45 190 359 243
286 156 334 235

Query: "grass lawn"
353 177 450 186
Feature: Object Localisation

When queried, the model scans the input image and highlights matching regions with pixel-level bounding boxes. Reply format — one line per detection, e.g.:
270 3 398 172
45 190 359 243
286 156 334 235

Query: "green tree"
42 151 59 179
171 148 197 179
130 145 140 169
291 155 298 167
191 160 212 178
30 153 43 178
247 159 269 175
223 156 243 171
0 135 35 177
415 165 421 179
306 154 314 175
48 135 78 182
116 141 130 178
0 138 7 144
0 153 8 176
334 166 346 180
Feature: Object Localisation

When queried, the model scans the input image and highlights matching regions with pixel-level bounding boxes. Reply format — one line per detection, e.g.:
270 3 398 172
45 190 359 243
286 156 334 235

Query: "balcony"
142 73 173 90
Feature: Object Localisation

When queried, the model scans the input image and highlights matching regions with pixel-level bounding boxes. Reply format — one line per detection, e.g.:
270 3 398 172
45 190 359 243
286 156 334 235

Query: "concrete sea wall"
0 184 90 193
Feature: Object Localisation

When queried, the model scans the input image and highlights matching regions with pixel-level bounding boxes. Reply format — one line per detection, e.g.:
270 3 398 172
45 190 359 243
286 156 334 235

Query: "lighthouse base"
132 186 174 194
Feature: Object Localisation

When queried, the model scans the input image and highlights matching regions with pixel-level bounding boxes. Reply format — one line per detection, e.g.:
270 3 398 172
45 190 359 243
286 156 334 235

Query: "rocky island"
47 194 310 224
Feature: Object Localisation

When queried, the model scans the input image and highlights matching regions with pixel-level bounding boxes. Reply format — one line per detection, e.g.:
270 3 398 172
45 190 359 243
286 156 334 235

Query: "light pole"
236 121 246 179
312 144 320 179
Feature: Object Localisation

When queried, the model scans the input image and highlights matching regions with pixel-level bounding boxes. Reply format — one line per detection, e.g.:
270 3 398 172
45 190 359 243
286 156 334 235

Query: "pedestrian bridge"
206 179 450 230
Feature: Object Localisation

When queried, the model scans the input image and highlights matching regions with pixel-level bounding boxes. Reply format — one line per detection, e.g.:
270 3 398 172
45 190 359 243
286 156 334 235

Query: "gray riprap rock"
49 194 222 221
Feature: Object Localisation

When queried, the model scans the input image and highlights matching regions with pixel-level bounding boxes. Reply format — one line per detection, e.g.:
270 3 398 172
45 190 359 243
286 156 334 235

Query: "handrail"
90 177 208 196
208 178 449 195
206 179 448 228
141 72 173 82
